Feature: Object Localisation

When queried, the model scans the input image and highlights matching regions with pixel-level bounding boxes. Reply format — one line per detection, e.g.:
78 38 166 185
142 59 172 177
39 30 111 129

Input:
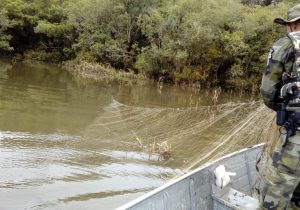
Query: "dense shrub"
0 0 296 90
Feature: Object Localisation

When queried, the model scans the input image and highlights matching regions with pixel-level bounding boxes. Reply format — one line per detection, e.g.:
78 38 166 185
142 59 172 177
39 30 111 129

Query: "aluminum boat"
117 144 264 210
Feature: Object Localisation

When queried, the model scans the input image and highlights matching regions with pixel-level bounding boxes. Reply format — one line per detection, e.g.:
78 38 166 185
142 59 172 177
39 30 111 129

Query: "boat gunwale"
116 143 265 210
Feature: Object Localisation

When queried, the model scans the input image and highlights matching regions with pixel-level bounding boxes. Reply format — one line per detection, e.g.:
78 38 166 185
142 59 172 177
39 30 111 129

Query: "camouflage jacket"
260 35 295 111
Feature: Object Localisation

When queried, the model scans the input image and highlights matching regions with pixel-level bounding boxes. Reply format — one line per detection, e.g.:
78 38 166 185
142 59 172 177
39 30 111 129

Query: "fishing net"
82 99 276 172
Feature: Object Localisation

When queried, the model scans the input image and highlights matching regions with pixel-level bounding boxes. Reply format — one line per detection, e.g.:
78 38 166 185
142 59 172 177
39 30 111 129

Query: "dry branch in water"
132 131 172 161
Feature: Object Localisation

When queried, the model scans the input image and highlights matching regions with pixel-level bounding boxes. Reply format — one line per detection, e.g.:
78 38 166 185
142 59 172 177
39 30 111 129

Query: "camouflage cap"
274 4 300 25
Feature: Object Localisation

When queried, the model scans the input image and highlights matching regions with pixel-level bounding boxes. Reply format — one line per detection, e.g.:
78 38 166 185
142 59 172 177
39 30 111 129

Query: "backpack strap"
287 32 300 77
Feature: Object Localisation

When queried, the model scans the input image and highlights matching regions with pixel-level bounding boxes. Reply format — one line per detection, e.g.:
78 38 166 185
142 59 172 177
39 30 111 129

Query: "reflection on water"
0 58 271 210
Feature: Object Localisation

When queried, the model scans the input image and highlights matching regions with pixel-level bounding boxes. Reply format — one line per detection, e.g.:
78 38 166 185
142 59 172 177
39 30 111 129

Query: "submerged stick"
132 131 143 147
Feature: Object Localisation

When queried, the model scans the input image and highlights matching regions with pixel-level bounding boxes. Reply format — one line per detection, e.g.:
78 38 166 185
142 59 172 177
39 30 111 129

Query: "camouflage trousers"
262 130 300 210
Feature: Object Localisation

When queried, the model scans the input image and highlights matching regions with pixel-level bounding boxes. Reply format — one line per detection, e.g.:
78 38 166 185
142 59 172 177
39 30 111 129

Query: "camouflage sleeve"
260 36 294 111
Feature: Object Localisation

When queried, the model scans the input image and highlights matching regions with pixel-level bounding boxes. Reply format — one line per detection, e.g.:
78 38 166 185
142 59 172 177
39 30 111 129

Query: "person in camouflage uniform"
260 4 300 210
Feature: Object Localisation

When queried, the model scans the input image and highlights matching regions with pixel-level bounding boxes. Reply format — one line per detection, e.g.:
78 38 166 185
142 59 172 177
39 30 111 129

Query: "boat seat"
212 188 259 210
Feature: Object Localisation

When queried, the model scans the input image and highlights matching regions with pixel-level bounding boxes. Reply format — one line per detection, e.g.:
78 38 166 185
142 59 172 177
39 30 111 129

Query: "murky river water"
0 58 272 210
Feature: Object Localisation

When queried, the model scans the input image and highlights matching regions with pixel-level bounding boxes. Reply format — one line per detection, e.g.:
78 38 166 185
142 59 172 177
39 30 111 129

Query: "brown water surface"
0 59 271 210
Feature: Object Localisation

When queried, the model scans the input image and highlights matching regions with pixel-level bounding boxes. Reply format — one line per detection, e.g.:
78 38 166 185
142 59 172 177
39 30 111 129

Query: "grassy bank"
64 60 149 86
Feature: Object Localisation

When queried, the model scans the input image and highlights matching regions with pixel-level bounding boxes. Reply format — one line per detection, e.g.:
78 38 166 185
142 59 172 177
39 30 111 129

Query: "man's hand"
280 82 300 98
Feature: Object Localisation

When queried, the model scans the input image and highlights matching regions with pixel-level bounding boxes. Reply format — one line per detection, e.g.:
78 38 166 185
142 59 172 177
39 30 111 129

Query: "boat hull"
117 144 264 210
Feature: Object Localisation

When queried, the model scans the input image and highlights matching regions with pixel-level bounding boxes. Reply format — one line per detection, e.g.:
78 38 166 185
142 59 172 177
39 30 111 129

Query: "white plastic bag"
214 165 236 188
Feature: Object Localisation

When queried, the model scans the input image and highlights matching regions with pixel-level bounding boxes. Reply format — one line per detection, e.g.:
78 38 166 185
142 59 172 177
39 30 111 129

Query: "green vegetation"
64 60 148 85
0 0 296 90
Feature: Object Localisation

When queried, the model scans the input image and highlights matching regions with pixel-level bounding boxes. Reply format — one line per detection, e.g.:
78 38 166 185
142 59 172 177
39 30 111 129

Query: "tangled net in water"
82 100 275 170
